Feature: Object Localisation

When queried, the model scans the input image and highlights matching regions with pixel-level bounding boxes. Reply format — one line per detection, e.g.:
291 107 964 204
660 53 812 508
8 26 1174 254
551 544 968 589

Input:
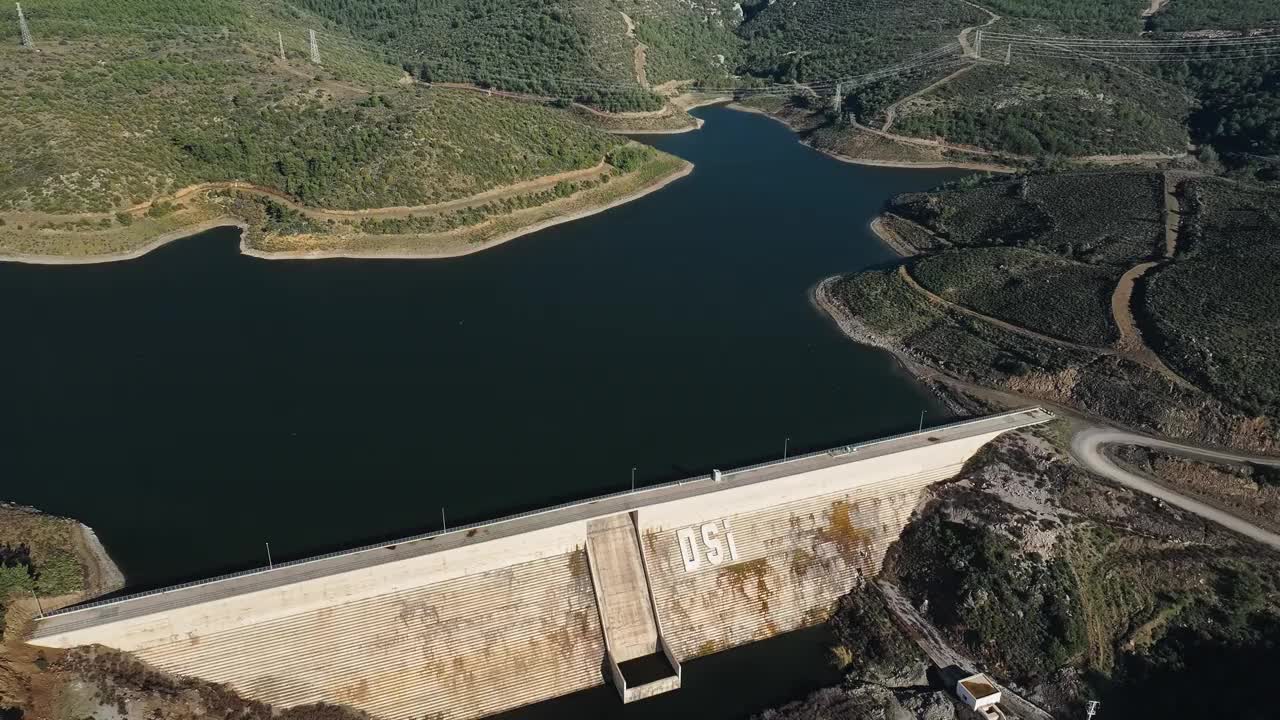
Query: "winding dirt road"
1071 427 1280 550
1107 171 1196 390
878 0 1000 131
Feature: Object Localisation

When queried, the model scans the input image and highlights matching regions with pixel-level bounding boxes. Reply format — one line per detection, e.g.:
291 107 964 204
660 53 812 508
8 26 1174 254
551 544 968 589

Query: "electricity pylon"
16 2 33 48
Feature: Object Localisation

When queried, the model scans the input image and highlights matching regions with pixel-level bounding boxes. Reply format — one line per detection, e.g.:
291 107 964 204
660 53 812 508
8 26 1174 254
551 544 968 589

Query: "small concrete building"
957 673 1004 718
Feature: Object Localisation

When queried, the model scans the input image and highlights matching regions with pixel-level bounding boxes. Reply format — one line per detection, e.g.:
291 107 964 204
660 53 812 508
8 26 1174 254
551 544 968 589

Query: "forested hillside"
735 0 983 82
1149 0 1280 32
0 0 714 262
0 0 630 215
5 0 1279 226
822 0 1280 164
1160 57 1280 161
290 0 742 111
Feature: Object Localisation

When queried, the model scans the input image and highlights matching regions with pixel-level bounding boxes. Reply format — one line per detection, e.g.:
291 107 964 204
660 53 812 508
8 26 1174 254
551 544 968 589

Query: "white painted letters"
701 523 724 565
675 519 740 572
677 527 701 572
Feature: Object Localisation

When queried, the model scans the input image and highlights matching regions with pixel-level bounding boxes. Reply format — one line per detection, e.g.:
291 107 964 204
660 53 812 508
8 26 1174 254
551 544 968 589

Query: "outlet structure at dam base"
30 408 1053 719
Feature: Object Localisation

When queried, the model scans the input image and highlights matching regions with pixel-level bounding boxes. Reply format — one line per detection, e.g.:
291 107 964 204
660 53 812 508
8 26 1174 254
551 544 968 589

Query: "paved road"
1070 427 1280 550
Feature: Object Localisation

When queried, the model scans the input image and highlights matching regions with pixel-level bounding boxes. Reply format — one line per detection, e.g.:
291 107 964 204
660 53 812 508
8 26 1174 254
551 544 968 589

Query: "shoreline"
0 162 692 265
243 161 692 260
74 523 126 598
810 275 968 417
725 102 1015 174
0 219 249 266
868 216 918 258
810 276 899 354
615 116 705 135
599 96 732 135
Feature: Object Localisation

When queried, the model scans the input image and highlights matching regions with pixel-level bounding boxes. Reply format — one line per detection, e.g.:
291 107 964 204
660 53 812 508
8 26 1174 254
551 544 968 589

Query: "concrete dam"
30 408 1052 719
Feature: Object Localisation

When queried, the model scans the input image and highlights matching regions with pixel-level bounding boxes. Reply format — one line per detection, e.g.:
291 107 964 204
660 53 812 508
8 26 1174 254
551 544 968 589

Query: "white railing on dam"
40 407 1053 619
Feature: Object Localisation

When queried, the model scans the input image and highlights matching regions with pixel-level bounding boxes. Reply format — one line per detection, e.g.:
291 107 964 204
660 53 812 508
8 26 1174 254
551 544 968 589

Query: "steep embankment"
758 429 1280 719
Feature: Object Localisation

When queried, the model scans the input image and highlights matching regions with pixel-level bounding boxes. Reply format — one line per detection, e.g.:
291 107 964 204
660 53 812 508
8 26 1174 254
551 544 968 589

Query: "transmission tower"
832 82 843 115
1004 44 1012 65
1085 701 1100 720
973 30 983 60
277 31 286 61
16 2 33 49
309 29 321 64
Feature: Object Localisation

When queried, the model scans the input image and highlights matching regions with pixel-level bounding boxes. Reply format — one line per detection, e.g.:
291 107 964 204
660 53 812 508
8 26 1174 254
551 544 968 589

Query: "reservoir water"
1 105 966 717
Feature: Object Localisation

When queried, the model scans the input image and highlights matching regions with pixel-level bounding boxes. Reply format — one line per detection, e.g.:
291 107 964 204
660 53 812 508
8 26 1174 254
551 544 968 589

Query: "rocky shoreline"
1 160 692 265
243 160 694 261
74 524 125 599
810 276 970 417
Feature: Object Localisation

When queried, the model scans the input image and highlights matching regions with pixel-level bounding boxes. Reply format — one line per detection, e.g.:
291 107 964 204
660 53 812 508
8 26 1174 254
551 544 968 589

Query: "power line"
977 29 1280 63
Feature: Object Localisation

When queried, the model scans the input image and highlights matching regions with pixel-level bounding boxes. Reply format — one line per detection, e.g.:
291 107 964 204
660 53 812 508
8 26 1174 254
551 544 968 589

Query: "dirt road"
1107 172 1196 389
1070 427 1280 550
1142 0 1170 18
876 0 999 132
620 11 649 89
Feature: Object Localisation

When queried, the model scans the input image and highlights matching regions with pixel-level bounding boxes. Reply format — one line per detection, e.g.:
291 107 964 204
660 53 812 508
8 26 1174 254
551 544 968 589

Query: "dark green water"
1 105 964 717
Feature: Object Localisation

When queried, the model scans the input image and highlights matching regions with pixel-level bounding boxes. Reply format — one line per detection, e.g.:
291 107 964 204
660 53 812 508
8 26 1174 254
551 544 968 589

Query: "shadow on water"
1 105 972 717
487 626 841 720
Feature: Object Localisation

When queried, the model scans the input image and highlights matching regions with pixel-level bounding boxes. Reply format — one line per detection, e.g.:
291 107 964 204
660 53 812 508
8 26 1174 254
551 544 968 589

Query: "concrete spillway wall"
30 408 1052 720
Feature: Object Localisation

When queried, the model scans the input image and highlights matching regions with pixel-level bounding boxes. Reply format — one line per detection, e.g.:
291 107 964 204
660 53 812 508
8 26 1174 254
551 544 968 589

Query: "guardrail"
41 407 1050 619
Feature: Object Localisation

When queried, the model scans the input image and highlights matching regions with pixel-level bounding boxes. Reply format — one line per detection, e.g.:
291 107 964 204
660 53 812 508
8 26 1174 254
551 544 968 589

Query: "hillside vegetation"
760 431 1280 720
735 0 982 83
292 0 742 110
1149 0 1280 32
979 0 1146 34
1142 177 1280 417
1 0 628 215
798 0 1280 165
912 246 1121 346
0 505 89 631
825 170 1279 452
0 0 710 260
891 172 1165 264
891 58 1190 157
891 434 1280 715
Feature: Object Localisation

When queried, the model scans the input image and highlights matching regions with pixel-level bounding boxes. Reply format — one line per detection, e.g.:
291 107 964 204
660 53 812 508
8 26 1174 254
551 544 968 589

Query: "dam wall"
30 408 1052 720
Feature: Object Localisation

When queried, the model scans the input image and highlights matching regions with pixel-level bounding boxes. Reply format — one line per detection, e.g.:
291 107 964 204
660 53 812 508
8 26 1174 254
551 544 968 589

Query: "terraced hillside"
823 170 1280 452
0 0 691 260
